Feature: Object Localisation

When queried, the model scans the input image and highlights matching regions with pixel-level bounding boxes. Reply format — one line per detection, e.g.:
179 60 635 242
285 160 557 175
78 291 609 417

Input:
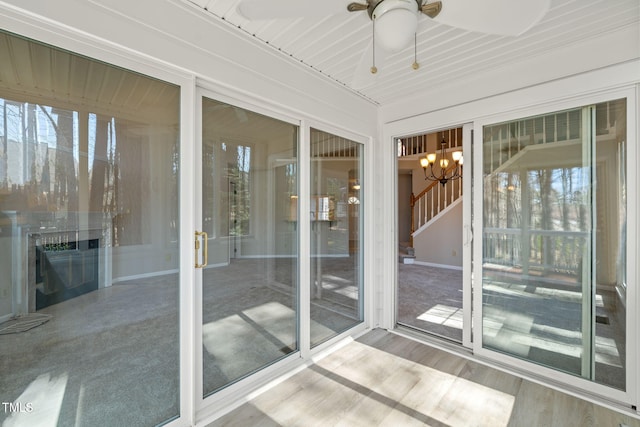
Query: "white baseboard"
111 269 179 284
413 260 462 271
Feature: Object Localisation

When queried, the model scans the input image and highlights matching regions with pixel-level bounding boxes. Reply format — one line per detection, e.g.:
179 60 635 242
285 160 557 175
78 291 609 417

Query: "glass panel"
310 128 363 347
201 97 298 396
0 31 180 424
481 99 626 390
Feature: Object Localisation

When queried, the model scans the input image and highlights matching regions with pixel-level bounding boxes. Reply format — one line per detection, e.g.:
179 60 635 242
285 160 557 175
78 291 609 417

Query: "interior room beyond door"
396 129 464 343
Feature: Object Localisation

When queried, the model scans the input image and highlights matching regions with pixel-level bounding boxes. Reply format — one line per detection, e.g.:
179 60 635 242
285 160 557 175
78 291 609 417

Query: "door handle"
464 225 473 246
195 230 208 268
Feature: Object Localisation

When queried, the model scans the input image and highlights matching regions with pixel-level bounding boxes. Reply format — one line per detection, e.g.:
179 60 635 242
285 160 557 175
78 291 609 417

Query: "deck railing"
483 228 589 278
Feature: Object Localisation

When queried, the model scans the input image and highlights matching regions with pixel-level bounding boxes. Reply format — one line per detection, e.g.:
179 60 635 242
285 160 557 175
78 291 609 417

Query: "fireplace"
34 238 100 310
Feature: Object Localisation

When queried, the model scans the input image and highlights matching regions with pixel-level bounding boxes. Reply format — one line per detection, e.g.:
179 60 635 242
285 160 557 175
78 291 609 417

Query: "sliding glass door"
199 95 299 397
309 128 364 347
478 99 627 390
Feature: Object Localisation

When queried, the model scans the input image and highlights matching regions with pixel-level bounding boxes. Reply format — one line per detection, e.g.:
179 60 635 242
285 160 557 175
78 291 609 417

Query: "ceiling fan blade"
421 1 442 18
432 0 550 36
348 3 369 13
237 0 348 20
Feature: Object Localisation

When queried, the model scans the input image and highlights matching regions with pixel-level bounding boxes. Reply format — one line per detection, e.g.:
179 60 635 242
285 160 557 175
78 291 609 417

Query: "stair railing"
410 165 462 246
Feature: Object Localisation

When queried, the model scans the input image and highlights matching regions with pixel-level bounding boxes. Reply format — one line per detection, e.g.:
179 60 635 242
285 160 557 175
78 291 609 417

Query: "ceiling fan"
236 0 549 37
236 0 550 85
346 0 442 53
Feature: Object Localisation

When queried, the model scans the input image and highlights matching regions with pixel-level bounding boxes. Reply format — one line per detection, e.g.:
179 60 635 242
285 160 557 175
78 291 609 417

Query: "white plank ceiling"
183 0 639 106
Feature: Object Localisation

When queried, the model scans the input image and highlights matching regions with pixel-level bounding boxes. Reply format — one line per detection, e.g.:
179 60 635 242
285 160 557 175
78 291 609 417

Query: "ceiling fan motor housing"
369 0 420 52
367 0 421 19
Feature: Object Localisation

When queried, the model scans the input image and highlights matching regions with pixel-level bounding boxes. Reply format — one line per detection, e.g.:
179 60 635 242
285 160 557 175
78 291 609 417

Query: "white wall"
413 201 463 268
380 23 639 123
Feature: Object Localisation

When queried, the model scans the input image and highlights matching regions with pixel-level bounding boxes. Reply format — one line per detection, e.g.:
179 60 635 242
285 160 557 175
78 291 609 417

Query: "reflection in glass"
0 31 180 425
201 98 299 396
310 128 364 347
481 100 626 390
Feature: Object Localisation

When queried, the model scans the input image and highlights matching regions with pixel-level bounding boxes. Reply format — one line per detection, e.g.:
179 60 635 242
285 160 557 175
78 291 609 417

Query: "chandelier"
419 138 463 186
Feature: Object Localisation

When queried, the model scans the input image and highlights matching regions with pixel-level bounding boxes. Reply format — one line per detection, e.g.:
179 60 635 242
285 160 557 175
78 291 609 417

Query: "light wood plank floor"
208 329 640 427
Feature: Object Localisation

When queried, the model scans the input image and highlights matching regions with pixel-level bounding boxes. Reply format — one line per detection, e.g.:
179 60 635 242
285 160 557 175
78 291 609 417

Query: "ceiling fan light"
373 0 419 52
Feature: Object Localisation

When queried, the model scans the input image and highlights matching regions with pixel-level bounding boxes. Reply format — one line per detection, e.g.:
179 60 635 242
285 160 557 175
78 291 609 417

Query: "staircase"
397 128 464 249
398 242 415 264
410 169 462 246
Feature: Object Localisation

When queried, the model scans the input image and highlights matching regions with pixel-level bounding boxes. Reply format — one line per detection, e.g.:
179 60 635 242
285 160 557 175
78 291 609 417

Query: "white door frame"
461 122 473 349
388 122 474 349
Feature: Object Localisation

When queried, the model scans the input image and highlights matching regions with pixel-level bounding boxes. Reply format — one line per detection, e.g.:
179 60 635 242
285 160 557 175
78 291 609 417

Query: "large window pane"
310 128 364 347
201 97 299 396
0 31 180 425
481 100 627 390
